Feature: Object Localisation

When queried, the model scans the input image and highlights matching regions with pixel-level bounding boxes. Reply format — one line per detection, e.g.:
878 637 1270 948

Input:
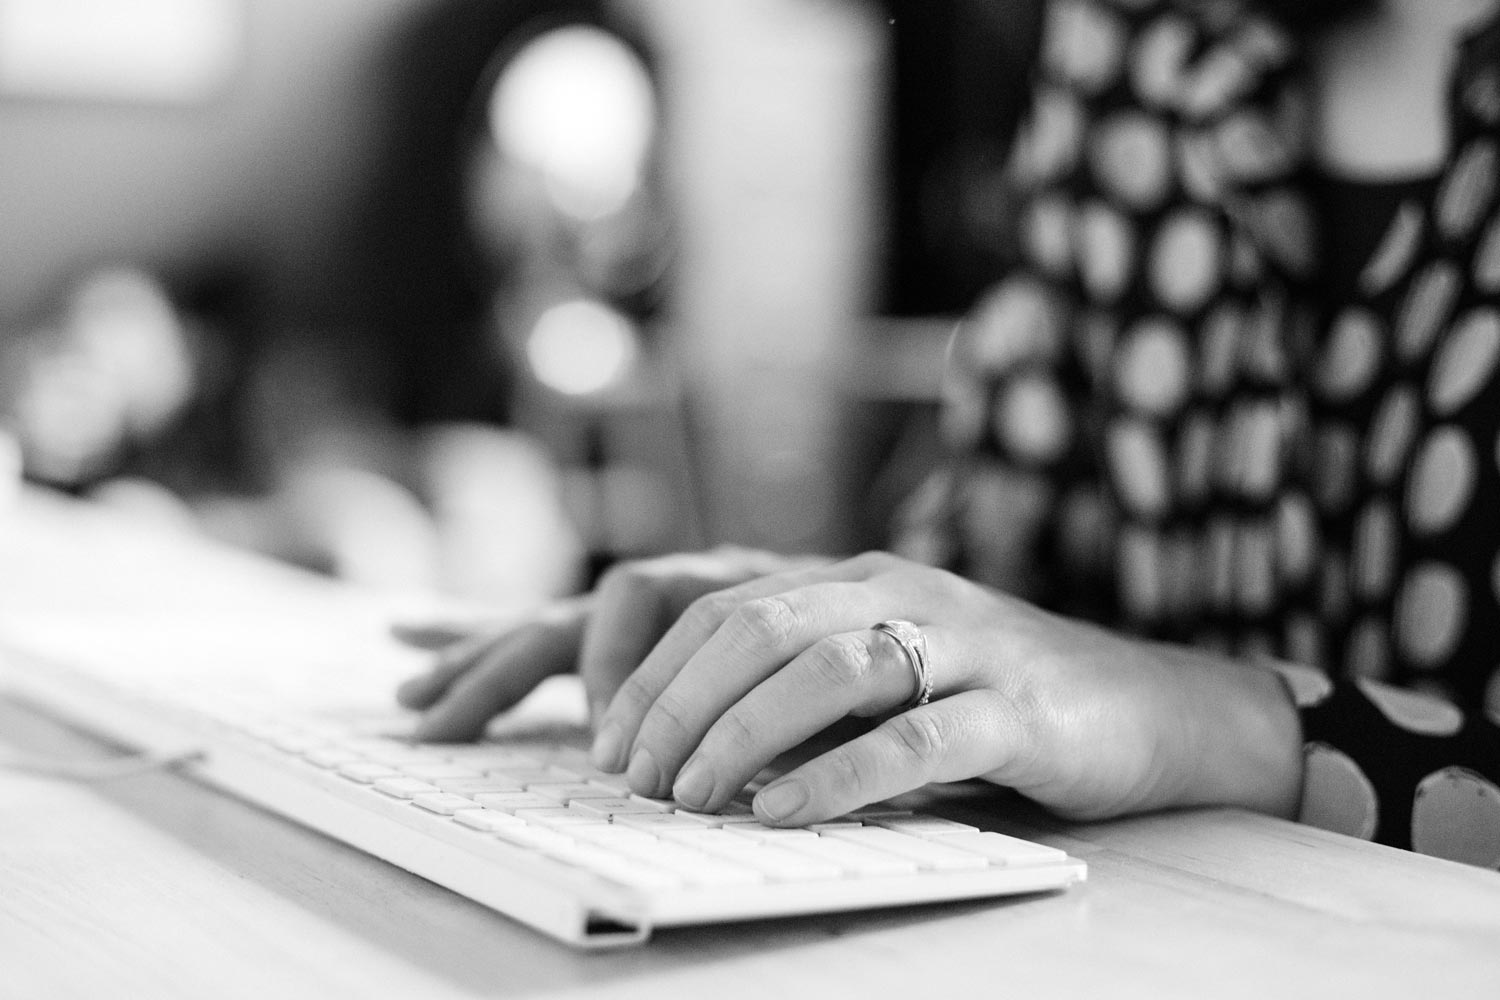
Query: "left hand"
595 551 1303 828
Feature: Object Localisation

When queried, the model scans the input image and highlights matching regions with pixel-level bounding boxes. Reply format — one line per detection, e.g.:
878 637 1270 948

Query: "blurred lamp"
525 298 639 396
487 24 656 220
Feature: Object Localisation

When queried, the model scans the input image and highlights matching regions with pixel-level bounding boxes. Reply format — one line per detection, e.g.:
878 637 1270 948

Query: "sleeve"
1272 660 1500 866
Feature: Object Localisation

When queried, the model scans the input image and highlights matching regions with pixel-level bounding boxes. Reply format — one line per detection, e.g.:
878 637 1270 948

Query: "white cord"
0 745 205 781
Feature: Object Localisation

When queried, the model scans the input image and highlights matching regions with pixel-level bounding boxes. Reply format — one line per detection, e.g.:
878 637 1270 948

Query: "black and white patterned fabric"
898 0 1500 865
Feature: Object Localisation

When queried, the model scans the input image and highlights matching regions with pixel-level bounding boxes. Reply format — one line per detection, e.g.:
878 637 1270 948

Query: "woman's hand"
394 547 827 740
398 550 1304 828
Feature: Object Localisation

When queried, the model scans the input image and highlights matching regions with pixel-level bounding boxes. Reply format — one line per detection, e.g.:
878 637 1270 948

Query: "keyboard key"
616 812 719 833
724 823 819 843
433 748 539 769
488 766 581 785
514 807 610 830
820 828 989 871
780 837 919 877
472 792 559 812
627 794 677 813
411 793 485 816
539 837 631 865
931 832 1068 867
569 826 662 851
610 841 764 886
723 844 842 882
337 762 403 783
400 763 485 781
868 816 980 838
527 782 615 804
660 829 758 853
432 777 526 795
304 748 364 769
672 810 761 827
373 776 442 799
541 843 685 891
453 809 526 832
342 740 436 766
491 825 577 853
566 797 666 818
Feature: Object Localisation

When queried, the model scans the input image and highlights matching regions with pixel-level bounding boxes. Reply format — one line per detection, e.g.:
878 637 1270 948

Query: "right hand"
394 548 828 741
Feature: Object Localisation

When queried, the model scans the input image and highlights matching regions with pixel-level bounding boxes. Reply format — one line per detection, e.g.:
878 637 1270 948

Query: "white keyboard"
0 490 1086 948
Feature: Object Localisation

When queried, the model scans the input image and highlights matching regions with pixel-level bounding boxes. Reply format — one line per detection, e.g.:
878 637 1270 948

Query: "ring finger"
591 559 891 772
668 622 966 813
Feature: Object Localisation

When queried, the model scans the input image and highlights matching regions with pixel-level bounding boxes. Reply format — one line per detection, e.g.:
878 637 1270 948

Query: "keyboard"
0 489 1086 948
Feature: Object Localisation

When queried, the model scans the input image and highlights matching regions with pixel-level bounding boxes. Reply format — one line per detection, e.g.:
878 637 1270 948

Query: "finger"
390 613 521 651
590 554 890 773
577 558 719 731
412 608 587 741
619 574 910 797
668 624 968 812
395 631 501 709
396 597 589 710
578 551 832 730
750 690 1019 826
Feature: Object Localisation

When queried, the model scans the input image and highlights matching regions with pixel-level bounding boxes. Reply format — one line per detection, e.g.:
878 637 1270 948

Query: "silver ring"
873 619 932 712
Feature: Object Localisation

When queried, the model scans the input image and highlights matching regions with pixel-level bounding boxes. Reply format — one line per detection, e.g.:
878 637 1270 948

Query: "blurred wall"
0 0 416 324
0 0 889 554
629 0 885 553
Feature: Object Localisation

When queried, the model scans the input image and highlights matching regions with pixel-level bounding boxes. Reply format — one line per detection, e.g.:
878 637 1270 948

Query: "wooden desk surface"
2 490 1499 998
4 693 1498 1000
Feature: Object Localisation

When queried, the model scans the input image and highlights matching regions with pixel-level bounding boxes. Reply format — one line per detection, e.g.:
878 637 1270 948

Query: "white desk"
2 490 1499 998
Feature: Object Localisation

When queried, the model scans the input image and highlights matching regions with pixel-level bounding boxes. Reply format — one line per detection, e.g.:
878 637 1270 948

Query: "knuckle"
611 674 658 718
728 596 798 649
642 687 696 740
598 560 651 597
705 708 759 757
682 589 740 632
931 566 973 597
846 550 895 574
807 634 874 689
826 744 879 794
885 711 947 764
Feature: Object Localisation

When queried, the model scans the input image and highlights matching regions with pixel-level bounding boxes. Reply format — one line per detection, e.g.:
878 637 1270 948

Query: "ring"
872 619 933 712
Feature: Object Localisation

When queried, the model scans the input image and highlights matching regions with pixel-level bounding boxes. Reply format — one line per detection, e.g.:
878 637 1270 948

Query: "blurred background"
0 0 1037 605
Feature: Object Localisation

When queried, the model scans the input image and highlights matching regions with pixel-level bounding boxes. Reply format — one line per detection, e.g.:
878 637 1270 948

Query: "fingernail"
672 757 714 810
755 780 809 823
626 747 663 797
591 722 627 772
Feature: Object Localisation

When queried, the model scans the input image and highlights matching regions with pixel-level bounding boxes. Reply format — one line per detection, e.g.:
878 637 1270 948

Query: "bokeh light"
525 298 639 395
488 25 656 220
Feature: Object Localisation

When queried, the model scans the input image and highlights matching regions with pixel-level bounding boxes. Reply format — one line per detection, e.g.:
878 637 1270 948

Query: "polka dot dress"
900 0 1500 866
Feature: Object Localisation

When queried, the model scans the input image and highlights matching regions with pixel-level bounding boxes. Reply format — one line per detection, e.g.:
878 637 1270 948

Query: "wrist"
1152 643 1304 818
